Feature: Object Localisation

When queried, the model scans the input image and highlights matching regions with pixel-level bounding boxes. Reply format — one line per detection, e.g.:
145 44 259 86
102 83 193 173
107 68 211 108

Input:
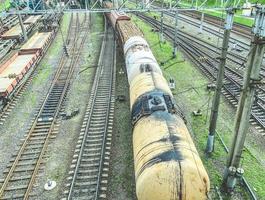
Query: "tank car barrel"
103 2 210 199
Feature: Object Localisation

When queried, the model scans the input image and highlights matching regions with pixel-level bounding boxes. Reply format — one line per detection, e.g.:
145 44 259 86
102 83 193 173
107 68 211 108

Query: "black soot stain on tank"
137 148 184 179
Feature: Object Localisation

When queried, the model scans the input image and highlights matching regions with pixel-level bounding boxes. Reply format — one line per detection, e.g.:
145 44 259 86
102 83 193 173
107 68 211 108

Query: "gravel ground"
107 46 136 200
0 13 71 181
29 13 104 199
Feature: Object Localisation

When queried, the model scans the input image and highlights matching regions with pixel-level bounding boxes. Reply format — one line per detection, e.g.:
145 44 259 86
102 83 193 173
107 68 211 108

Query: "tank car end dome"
124 36 149 55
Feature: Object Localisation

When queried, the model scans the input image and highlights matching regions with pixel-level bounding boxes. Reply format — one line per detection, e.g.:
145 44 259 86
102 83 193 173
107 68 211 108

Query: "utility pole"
223 6 265 191
16 4 28 42
27 0 30 10
191 0 194 8
199 12 204 33
145 0 150 8
205 9 234 154
85 0 88 10
173 10 178 58
58 0 62 11
0 18 3 34
114 0 119 9
160 11 164 43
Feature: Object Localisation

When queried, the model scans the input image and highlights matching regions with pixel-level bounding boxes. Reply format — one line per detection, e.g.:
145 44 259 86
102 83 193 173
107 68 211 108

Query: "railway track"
0 13 90 199
62 22 116 200
135 3 257 71
0 14 19 34
181 10 252 39
0 32 56 126
157 8 252 52
136 13 265 134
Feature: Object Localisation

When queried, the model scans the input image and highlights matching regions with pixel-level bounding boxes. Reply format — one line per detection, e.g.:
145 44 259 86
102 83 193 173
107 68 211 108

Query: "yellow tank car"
129 71 172 108
133 112 210 200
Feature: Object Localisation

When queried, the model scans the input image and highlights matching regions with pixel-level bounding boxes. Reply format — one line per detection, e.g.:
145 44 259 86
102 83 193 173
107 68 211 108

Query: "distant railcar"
108 10 130 28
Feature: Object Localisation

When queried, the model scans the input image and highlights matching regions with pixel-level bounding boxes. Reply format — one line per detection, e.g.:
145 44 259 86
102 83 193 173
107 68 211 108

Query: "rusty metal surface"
21 32 52 50
0 54 35 77
0 77 16 93
1 24 30 39
0 53 36 93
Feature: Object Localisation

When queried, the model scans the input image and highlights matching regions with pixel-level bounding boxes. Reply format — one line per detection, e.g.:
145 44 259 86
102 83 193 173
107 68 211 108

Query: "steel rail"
181 10 251 38
65 20 115 200
159 8 265 62
137 13 265 131
23 13 84 199
95 24 116 200
0 14 64 121
0 13 88 199
65 21 109 199
0 13 77 199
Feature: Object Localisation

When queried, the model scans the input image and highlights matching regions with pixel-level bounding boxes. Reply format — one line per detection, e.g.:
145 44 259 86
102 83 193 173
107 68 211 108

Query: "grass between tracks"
143 0 255 27
131 15 265 199
155 0 265 9
204 10 254 27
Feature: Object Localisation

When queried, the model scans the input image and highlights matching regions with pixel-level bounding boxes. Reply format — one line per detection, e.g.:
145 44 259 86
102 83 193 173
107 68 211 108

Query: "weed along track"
0 13 90 199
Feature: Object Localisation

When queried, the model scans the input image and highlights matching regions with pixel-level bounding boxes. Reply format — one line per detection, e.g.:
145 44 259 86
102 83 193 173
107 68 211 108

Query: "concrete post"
27 0 30 10
114 0 119 9
173 11 178 58
160 11 164 43
58 0 62 11
205 9 234 154
224 6 265 191
17 11 28 42
85 0 88 10
0 18 3 33
145 0 150 8
199 12 204 33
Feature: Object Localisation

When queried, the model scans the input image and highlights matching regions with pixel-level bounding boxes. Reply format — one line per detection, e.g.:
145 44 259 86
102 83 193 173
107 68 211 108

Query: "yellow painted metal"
129 71 172 108
133 113 210 200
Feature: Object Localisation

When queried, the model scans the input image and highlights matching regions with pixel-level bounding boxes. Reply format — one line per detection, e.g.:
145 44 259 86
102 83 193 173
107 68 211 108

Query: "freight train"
0 31 55 110
103 2 210 199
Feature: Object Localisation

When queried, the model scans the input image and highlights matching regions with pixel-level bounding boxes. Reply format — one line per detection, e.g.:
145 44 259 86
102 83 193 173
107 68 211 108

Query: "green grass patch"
131 15 265 199
155 0 265 8
0 0 11 11
151 0 254 27
204 10 254 27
